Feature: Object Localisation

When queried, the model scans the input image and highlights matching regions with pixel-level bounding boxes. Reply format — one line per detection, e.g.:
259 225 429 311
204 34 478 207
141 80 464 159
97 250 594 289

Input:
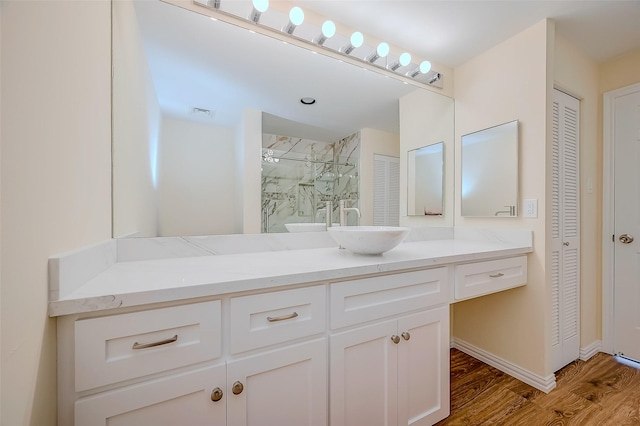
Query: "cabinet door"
226 338 327 426
397 306 450 426
74 364 226 426
330 320 399 426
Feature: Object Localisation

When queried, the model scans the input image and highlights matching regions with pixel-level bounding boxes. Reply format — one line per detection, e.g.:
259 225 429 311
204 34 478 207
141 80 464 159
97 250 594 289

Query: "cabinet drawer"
75 301 221 392
454 256 527 300
230 285 326 354
330 267 449 329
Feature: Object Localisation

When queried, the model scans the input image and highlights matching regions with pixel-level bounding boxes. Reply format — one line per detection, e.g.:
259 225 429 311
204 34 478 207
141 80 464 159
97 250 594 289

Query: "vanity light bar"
192 0 443 87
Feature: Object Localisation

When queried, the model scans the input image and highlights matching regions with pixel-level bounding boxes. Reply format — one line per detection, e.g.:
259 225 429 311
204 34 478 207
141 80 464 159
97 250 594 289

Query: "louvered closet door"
374 154 400 226
550 89 580 372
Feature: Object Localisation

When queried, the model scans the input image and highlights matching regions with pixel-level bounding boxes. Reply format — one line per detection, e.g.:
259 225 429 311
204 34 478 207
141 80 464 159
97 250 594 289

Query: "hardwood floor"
436 348 640 425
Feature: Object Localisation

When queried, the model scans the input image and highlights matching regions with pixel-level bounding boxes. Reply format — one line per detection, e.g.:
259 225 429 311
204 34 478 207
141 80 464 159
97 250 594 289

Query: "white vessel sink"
285 223 338 232
327 226 410 255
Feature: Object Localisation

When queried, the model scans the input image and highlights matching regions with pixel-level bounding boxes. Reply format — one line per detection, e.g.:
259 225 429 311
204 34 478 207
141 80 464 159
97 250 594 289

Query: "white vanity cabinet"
55 242 531 426
329 268 450 426
58 287 328 426
454 255 527 301
226 286 328 426
59 301 226 426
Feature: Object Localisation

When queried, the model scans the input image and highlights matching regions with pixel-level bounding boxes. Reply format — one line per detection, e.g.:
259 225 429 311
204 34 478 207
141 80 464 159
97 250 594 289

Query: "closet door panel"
550 89 580 372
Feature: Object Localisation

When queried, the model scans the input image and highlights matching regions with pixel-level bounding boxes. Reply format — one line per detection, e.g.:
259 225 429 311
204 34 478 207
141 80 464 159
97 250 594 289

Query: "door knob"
619 234 635 244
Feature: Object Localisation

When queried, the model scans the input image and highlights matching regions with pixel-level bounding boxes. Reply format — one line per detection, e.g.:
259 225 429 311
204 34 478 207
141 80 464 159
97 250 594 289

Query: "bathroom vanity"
50 229 530 425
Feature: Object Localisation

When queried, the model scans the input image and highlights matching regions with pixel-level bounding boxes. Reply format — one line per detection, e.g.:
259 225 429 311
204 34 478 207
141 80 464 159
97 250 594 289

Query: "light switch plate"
523 199 538 218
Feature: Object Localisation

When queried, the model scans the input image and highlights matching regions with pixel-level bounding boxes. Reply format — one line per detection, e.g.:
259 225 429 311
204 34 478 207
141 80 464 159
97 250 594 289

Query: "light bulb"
377 42 390 58
408 60 432 78
252 0 268 12
350 31 364 48
341 31 364 54
399 52 411 67
289 7 304 25
322 20 336 38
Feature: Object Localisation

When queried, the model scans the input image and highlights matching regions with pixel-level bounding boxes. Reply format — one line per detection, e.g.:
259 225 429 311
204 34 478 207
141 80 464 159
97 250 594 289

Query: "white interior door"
613 87 640 361
550 89 580 372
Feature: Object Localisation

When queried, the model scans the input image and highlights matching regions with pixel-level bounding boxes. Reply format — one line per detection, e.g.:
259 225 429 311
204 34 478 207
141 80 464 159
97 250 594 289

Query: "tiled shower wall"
261 132 360 233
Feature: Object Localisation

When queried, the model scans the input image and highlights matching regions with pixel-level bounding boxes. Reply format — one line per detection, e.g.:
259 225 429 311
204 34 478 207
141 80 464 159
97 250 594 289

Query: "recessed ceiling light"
300 97 316 105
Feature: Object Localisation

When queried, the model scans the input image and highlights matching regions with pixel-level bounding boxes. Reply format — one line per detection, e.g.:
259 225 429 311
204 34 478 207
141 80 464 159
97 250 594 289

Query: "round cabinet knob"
210 387 223 402
390 335 400 344
232 381 244 395
401 331 411 341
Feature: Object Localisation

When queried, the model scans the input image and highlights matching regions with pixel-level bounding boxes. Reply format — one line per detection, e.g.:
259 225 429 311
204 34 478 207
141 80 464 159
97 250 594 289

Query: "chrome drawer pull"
489 273 505 278
132 334 178 350
267 312 299 322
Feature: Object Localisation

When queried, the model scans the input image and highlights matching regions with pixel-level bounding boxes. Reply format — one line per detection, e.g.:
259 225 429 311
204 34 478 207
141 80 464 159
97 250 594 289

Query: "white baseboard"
580 340 602 361
452 337 556 394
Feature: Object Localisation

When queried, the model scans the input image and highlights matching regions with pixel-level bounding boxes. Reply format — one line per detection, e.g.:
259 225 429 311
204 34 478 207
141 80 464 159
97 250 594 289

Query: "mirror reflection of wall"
407 142 444 216
461 120 519 217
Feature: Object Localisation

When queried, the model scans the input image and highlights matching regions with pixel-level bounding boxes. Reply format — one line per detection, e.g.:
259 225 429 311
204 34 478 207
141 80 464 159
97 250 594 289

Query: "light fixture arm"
192 0 443 87
365 52 380 63
249 8 261 23
282 22 297 34
313 34 327 45
341 43 356 55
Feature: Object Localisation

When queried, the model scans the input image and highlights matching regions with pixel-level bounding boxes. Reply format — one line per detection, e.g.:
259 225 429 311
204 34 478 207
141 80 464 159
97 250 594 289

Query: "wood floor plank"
437 349 640 426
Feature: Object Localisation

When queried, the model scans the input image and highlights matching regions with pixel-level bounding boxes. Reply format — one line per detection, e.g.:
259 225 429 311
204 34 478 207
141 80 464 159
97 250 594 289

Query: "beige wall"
553 35 600 348
452 20 552 377
0 1 3 416
359 128 399 226
600 48 640 94
1 1 112 425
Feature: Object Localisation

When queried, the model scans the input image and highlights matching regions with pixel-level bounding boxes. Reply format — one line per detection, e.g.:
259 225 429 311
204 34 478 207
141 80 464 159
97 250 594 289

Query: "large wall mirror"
112 0 454 237
407 142 444 216
461 120 519 217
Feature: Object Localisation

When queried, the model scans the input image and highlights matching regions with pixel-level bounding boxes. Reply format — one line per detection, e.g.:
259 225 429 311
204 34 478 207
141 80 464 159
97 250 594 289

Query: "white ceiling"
295 0 640 67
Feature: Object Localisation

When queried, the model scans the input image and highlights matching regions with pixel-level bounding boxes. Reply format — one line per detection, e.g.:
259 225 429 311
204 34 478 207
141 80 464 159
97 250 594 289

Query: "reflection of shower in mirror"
261 133 360 233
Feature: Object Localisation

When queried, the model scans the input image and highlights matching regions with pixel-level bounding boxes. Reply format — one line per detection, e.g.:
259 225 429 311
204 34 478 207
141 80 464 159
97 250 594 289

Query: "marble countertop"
48 232 532 317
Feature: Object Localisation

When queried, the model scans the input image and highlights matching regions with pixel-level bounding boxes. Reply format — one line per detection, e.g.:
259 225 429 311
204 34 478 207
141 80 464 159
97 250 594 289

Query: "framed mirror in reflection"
461 120 519 217
407 142 444 216
112 0 454 238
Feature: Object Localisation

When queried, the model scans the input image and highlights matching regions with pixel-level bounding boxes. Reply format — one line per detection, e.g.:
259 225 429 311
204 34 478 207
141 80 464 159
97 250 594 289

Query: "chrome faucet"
339 199 361 226
316 201 333 228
